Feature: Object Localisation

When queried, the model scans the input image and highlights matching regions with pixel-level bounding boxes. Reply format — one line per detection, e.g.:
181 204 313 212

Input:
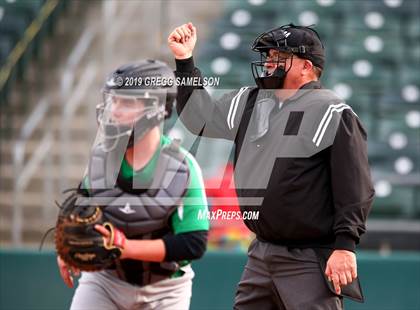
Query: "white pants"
70 265 194 310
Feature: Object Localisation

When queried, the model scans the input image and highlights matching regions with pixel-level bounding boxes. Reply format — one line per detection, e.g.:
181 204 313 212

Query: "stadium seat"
342 12 401 39
0 0 43 25
287 0 353 19
223 0 288 20
326 61 394 98
405 15 420 42
370 143 419 218
205 20 259 61
0 9 27 43
0 8 33 79
375 116 419 146
335 32 405 65
360 0 420 19
371 181 416 217
398 64 420 89
222 6 276 33
0 35 14 66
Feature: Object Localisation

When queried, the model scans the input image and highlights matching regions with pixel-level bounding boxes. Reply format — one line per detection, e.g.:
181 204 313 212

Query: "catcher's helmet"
97 59 176 151
251 23 325 89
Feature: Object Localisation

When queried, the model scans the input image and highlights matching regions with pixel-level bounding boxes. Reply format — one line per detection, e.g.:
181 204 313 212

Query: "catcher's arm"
95 224 208 263
57 256 80 288
95 225 166 262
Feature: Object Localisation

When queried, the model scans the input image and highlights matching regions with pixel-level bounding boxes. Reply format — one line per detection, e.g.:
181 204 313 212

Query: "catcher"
55 59 209 309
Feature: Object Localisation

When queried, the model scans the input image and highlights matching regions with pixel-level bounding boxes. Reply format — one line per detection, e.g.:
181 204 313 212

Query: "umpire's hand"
168 22 197 59
325 250 357 295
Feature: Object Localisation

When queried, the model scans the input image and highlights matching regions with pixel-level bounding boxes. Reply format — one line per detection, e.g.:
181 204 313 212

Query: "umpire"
168 23 375 309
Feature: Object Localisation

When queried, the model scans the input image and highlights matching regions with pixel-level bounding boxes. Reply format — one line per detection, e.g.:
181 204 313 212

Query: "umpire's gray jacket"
175 57 375 252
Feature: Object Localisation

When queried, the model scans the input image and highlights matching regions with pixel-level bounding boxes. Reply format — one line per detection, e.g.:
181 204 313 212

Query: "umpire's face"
264 49 316 89
264 50 291 74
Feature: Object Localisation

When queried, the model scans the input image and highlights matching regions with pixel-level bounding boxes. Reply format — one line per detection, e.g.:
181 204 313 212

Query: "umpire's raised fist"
168 22 197 60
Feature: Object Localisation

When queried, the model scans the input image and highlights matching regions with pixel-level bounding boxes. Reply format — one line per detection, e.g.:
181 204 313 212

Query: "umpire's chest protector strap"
86 142 190 238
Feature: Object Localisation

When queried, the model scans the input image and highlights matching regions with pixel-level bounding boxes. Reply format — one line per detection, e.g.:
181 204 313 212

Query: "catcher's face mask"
96 90 166 152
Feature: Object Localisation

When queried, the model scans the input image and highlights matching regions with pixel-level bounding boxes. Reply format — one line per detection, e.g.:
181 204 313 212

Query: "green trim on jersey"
171 144 209 234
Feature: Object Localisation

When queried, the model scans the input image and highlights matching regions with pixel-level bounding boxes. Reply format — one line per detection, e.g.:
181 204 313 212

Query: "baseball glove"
54 190 125 271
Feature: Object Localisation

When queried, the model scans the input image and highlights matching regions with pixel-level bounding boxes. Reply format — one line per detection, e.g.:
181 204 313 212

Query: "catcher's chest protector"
86 142 190 238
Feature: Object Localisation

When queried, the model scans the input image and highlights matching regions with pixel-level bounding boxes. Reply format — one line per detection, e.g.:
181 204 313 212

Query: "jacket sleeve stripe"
230 87 249 130
227 87 248 130
312 103 347 144
227 88 245 129
314 105 357 147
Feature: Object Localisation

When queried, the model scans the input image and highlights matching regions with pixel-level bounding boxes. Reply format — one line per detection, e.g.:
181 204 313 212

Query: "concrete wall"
1 249 419 310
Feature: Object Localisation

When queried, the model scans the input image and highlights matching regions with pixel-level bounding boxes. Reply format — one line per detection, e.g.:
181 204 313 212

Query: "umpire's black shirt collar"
284 80 323 103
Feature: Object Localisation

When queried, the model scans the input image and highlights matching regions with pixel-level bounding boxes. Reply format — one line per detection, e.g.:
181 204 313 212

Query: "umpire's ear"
301 59 315 78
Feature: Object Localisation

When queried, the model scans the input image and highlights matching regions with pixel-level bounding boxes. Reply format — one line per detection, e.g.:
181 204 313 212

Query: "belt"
108 260 180 287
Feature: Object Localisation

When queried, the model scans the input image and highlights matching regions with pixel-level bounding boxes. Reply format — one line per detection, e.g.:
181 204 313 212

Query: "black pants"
234 239 343 310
